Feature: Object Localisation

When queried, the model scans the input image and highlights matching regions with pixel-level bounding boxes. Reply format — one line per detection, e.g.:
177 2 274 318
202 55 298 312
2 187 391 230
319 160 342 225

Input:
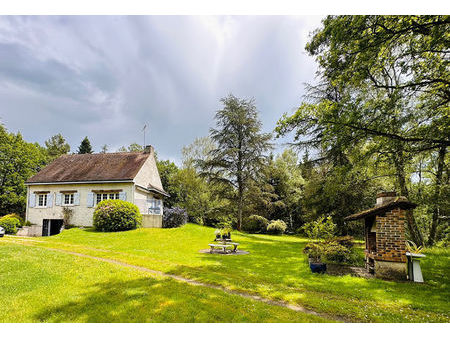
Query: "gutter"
135 184 170 198
25 179 134 186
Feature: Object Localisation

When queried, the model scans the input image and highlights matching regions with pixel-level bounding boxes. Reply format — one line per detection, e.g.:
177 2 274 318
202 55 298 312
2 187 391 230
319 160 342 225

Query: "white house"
23 145 168 236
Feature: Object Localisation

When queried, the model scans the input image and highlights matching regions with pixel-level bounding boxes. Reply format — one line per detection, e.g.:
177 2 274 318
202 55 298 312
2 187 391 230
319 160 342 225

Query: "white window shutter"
29 193 36 208
119 192 126 201
87 192 94 207
47 193 53 208
55 193 62 206
74 193 80 205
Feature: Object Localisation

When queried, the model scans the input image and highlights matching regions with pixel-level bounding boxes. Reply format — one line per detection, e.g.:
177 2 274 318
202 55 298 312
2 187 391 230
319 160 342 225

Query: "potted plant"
406 240 426 282
304 243 327 273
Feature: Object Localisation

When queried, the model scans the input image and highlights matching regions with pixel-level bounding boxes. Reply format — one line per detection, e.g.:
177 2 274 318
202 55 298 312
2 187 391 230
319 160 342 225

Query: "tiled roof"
26 152 150 184
344 197 416 221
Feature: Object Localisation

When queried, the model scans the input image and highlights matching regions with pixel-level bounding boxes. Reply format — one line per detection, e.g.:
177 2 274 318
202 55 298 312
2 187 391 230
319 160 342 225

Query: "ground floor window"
148 198 162 215
37 194 47 207
63 193 74 205
96 192 120 205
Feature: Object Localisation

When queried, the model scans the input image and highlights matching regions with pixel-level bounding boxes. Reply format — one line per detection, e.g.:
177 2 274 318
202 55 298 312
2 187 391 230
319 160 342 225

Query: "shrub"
303 216 336 240
93 200 142 232
267 219 287 235
163 207 187 228
0 213 24 226
243 215 268 233
327 235 354 249
303 242 325 263
0 215 21 234
322 243 352 263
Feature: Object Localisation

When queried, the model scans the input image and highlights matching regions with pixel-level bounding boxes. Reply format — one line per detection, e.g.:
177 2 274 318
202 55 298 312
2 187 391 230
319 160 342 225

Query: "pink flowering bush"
93 200 142 232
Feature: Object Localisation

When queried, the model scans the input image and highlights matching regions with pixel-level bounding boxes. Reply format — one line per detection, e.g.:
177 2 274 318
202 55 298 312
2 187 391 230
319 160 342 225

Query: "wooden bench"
208 242 239 253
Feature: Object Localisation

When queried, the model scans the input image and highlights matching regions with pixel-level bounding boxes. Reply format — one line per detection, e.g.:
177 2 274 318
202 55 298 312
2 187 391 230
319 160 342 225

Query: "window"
37 194 47 207
63 193 74 205
148 198 162 215
96 192 120 205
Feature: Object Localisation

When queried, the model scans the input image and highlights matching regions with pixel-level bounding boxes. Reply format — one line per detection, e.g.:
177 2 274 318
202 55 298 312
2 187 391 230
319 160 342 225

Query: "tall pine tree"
78 136 93 154
201 94 272 230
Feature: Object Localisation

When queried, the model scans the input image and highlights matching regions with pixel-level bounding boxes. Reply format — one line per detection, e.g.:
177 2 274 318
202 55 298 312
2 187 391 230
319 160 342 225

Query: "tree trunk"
392 147 424 245
428 145 446 246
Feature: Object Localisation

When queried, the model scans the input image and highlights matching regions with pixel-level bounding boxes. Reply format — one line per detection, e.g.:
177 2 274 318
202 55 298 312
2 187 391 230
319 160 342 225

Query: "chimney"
144 145 153 154
376 191 397 206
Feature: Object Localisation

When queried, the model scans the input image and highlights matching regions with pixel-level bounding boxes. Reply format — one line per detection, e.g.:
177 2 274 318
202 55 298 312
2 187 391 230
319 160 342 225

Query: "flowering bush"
163 207 187 228
267 219 287 235
93 200 142 232
0 214 21 234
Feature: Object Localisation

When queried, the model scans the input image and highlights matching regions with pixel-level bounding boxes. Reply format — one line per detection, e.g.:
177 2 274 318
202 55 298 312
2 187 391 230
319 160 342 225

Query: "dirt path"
2 237 349 322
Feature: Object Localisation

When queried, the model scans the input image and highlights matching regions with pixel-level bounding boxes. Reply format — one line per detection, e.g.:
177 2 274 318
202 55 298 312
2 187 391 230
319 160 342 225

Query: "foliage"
328 236 354 249
156 159 182 208
118 143 143 152
243 215 268 233
201 94 272 230
276 15 450 246
406 240 424 254
303 216 337 240
162 207 187 228
0 215 20 234
266 219 287 235
303 243 325 263
45 133 70 160
93 200 142 232
61 207 74 228
77 136 93 154
181 136 216 170
0 124 49 215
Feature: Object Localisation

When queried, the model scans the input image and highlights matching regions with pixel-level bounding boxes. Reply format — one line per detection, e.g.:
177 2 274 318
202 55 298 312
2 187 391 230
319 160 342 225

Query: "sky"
0 16 323 164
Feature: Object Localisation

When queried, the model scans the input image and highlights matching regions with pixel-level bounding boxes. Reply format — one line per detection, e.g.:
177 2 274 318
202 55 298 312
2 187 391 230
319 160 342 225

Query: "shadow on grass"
169 236 450 321
33 275 323 323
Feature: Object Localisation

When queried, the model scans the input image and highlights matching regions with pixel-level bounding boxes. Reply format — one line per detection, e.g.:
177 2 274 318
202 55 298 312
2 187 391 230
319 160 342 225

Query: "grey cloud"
0 16 322 163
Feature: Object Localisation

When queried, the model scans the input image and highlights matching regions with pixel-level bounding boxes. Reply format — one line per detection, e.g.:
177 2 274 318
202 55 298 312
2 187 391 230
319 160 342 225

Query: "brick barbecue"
345 192 416 279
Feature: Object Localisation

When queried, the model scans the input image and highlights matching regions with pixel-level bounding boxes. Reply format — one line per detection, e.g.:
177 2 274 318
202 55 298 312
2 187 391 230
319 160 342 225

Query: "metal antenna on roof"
142 124 147 147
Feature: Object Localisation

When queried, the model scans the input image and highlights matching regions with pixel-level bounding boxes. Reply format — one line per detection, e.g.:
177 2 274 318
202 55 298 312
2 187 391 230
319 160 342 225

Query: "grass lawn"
1 223 449 322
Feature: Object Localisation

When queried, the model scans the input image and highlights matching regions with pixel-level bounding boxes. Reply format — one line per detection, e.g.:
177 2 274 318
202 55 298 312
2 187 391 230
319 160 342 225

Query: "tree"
156 159 182 208
78 137 93 154
201 94 272 230
117 143 144 152
181 136 215 170
45 133 70 160
100 144 108 153
0 124 48 215
277 15 449 245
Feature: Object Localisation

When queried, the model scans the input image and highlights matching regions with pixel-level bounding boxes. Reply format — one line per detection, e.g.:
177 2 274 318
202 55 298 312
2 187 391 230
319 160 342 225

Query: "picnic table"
208 242 239 253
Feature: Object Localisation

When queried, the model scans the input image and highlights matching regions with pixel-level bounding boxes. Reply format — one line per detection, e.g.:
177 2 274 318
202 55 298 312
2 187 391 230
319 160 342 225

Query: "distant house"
23 145 168 236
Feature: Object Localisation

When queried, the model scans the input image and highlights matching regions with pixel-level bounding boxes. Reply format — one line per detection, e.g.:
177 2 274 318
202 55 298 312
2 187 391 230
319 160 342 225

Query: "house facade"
23 145 168 236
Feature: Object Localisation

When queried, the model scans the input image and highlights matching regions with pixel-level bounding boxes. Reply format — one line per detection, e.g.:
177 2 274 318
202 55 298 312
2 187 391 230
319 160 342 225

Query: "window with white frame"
37 194 47 207
147 198 162 215
95 192 120 205
63 193 74 205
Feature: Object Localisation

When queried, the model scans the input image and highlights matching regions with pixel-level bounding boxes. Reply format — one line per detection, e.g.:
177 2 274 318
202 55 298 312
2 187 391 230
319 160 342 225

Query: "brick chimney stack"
376 191 397 206
144 145 153 154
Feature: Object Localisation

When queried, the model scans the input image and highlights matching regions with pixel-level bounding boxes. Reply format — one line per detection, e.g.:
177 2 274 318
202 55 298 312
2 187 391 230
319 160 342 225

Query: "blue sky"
0 16 323 163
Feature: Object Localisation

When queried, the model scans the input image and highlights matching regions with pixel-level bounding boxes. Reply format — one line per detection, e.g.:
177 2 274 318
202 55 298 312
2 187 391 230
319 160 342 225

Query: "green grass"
2 223 449 322
0 243 324 323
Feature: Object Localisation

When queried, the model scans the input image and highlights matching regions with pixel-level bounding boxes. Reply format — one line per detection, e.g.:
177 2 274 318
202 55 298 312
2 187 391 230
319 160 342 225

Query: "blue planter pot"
309 262 327 273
